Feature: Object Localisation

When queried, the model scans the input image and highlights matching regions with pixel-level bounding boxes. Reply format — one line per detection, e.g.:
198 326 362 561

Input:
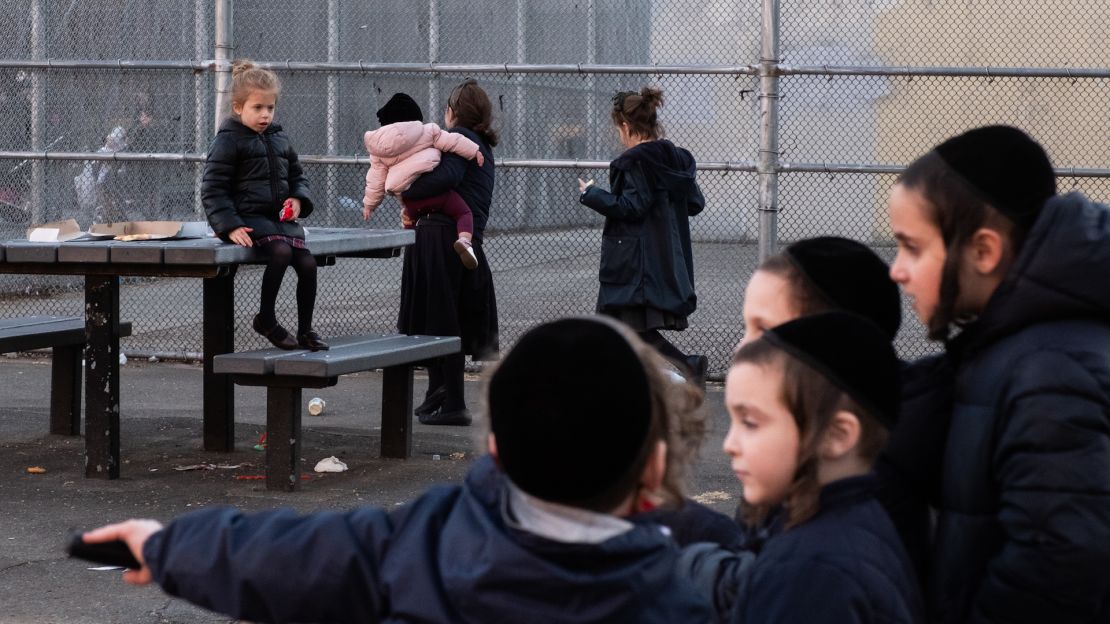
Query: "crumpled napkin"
314 456 348 473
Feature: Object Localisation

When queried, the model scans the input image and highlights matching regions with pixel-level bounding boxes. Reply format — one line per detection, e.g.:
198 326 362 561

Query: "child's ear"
487 433 498 459
967 226 1007 276
820 411 861 460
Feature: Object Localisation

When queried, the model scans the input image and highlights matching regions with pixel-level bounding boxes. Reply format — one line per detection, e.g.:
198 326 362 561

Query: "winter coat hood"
434 457 710 623
363 121 430 159
612 139 698 194
956 192 1110 355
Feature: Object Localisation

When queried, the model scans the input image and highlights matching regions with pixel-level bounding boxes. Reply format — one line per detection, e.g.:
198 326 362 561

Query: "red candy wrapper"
279 200 295 222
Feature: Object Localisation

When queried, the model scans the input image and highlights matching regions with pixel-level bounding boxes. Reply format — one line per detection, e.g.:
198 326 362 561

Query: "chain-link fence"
2 1 1109 377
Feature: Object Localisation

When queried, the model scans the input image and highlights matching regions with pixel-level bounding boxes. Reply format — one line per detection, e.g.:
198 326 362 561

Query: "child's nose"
722 426 741 456
889 258 906 283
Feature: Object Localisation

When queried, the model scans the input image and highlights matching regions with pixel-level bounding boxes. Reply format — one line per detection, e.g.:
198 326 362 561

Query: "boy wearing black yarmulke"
685 312 924 623
889 125 1110 623
82 317 711 623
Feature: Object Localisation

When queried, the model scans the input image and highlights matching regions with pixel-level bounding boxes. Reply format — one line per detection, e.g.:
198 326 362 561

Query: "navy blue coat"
875 354 956 587
730 476 925 624
143 456 711 623
638 499 745 550
201 118 314 240
928 192 1110 624
579 140 704 318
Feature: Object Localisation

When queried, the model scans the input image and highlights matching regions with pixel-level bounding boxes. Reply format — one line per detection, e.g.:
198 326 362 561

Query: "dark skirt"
604 305 689 332
398 214 498 359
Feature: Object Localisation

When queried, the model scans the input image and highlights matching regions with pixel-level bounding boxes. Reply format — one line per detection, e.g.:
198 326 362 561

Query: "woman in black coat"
578 86 708 386
398 80 498 426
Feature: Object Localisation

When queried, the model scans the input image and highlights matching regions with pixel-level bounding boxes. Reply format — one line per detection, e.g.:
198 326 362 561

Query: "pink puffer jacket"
362 121 480 210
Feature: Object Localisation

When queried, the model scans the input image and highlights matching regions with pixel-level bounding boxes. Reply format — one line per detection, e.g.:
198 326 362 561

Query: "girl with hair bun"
578 86 709 387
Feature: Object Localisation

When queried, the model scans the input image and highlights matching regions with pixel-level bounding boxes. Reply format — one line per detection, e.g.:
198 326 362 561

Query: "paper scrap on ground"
88 566 125 571
691 490 733 505
314 456 348 473
173 463 250 471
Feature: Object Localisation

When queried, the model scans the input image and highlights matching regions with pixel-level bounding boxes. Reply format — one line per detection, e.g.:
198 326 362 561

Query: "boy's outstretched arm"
99 506 394 624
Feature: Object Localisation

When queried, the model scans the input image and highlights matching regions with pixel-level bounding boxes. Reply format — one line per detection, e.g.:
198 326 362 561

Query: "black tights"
426 352 466 412
639 329 689 370
258 240 317 335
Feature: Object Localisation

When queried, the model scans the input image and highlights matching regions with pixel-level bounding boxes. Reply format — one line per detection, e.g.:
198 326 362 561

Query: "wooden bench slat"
3 241 59 263
0 318 133 353
273 335 460 378
212 334 405 376
0 315 73 331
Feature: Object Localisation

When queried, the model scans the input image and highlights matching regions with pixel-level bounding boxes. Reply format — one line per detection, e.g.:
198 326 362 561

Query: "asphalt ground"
0 356 736 624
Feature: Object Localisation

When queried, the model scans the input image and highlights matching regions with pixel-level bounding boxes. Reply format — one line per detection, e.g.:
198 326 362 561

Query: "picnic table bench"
213 334 461 490
0 315 132 436
0 227 412 478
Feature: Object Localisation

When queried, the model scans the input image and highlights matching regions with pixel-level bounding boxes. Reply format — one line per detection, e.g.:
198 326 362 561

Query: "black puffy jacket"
930 192 1110 623
580 140 704 317
201 118 314 240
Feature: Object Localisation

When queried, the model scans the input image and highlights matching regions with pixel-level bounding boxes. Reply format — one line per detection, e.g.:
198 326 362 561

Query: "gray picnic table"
0 227 413 478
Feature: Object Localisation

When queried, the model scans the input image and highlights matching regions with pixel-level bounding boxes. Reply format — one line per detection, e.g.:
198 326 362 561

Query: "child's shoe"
253 315 298 350
297 330 330 351
685 354 709 390
454 238 479 270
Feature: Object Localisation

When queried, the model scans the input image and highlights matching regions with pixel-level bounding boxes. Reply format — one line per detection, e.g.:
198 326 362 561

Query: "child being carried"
362 93 483 269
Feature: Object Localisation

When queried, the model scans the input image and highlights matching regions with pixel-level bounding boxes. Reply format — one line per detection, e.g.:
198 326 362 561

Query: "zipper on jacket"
261 133 282 210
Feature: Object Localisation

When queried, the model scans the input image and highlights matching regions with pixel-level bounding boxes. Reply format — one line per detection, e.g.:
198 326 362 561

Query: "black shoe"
686 354 709 389
297 330 329 351
414 385 448 418
253 315 298 350
418 407 472 426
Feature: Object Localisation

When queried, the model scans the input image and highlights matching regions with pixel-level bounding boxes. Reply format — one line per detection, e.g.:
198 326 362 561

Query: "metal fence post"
29 0 44 226
586 1 597 163
194 0 209 218
757 0 781 261
326 0 339 222
213 0 233 131
427 0 439 121
513 0 526 221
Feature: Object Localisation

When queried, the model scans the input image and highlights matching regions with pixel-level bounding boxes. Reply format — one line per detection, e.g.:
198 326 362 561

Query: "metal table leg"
203 271 236 452
84 275 120 479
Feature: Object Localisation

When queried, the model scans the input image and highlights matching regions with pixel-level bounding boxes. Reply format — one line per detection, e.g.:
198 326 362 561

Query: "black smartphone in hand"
66 532 141 569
